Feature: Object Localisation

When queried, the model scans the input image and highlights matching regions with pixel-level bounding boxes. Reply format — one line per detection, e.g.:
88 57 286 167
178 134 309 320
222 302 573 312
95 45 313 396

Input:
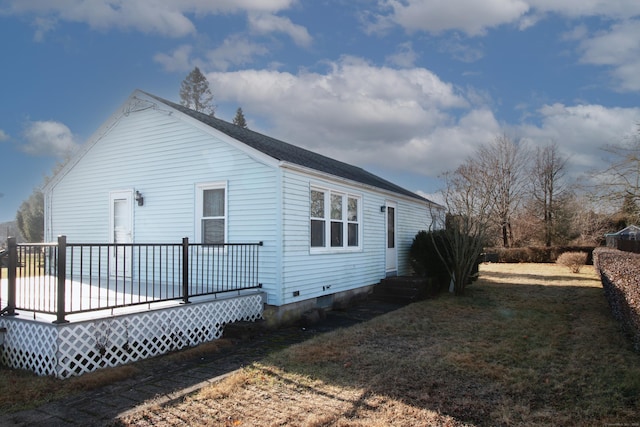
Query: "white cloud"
371 0 530 36
0 129 9 142
206 35 270 71
385 42 418 68
4 0 297 38
345 108 501 176
438 38 484 63
518 103 640 174
21 120 79 158
529 0 640 20
31 16 56 41
370 0 640 37
200 57 640 187
577 19 640 91
561 24 588 42
154 44 194 72
368 1 640 92
205 58 499 177
248 13 312 47
154 35 271 72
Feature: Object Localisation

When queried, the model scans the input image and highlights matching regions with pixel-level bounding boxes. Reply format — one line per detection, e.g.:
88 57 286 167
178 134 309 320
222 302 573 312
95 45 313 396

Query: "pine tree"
179 67 215 116
233 107 247 128
16 188 44 242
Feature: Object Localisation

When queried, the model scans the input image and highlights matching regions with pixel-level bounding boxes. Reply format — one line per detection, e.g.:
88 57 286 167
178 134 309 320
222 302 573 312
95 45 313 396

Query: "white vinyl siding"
278 168 439 305
45 92 442 308
281 170 383 305
46 106 279 302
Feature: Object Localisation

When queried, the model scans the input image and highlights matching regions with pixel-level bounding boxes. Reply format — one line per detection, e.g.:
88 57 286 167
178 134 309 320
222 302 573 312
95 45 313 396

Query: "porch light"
0 327 6 347
380 206 386 213
135 190 144 206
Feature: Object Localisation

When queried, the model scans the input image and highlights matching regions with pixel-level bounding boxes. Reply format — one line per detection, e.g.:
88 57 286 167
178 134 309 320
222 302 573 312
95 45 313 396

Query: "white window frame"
310 185 362 253
195 182 227 244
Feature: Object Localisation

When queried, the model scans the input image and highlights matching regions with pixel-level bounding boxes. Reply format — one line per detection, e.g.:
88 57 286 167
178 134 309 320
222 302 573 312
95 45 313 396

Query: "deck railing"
0 236 262 323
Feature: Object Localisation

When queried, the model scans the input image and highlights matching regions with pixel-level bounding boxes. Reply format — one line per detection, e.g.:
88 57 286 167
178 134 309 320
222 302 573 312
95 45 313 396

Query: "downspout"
276 166 285 307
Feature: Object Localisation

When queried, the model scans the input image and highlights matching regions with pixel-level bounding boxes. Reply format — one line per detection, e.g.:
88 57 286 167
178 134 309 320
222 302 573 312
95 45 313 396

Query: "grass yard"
117 263 640 426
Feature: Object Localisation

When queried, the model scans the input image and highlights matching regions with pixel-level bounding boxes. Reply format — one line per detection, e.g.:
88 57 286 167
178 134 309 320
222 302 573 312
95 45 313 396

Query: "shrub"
409 230 450 292
557 251 588 273
594 247 640 350
484 246 595 264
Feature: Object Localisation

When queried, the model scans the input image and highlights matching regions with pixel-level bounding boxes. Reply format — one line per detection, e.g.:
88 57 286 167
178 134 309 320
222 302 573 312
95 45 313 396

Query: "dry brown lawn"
116 263 640 426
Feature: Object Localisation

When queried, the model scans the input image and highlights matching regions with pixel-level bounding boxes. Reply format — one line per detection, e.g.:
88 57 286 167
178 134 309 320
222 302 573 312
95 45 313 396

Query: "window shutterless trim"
195 181 228 244
310 185 362 253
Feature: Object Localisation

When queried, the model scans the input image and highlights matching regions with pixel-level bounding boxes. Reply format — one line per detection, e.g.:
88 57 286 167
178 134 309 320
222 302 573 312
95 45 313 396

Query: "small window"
196 183 226 244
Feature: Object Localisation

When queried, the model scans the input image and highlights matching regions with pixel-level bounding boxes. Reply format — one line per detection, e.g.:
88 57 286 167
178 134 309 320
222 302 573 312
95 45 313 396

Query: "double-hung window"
196 183 226 244
311 187 361 251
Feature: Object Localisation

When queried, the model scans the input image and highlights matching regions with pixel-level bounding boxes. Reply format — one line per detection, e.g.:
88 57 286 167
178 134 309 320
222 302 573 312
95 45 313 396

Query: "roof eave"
279 161 442 208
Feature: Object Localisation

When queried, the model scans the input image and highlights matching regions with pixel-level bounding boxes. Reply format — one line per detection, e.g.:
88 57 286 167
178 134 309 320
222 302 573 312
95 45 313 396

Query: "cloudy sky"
1 0 639 222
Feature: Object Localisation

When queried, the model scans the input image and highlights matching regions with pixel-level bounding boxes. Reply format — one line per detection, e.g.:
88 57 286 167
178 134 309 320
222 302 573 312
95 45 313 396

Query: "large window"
196 183 226 244
311 187 360 251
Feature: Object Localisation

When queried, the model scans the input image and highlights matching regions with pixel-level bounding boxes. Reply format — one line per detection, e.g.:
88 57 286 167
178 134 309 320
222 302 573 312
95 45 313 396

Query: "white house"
44 90 443 321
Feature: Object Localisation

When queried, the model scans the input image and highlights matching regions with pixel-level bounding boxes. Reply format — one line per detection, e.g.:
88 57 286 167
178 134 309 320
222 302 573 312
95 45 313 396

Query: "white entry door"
110 190 133 277
385 201 397 274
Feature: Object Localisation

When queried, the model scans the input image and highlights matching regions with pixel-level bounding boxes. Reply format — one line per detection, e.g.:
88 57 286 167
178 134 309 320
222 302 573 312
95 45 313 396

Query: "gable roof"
143 91 434 204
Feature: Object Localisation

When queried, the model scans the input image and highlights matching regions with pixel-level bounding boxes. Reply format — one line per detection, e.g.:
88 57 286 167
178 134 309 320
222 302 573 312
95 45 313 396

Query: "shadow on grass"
8 265 639 427
251 272 639 426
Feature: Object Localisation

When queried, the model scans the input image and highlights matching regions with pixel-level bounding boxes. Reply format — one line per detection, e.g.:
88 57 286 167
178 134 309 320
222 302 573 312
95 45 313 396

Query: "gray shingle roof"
145 92 430 203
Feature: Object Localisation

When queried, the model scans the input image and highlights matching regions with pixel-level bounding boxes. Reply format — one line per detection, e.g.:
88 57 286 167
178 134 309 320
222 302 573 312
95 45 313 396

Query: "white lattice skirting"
0 293 264 379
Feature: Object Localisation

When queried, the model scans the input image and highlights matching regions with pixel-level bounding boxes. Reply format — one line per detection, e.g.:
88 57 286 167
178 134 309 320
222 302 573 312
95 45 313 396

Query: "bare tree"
591 127 640 225
476 134 530 247
180 67 215 116
568 195 613 245
531 142 569 246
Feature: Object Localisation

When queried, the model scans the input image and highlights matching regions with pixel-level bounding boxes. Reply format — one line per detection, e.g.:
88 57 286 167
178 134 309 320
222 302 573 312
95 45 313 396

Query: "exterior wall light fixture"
135 190 144 206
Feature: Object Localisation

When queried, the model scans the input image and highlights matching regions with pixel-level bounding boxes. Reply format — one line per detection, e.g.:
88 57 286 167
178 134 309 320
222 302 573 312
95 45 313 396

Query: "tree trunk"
502 224 509 247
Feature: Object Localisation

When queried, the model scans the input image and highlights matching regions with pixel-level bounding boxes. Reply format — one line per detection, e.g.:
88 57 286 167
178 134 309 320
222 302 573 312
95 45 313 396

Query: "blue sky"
1 0 640 223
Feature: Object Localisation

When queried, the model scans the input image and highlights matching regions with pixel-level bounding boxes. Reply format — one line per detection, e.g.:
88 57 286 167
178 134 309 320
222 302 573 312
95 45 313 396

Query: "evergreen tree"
233 107 247 128
14 162 67 243
179 67 215 116
16 188 44 242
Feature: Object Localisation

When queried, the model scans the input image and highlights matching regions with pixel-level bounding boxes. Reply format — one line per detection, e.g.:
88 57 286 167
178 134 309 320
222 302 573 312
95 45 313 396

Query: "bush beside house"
409 230 450 292
408 230 481 295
